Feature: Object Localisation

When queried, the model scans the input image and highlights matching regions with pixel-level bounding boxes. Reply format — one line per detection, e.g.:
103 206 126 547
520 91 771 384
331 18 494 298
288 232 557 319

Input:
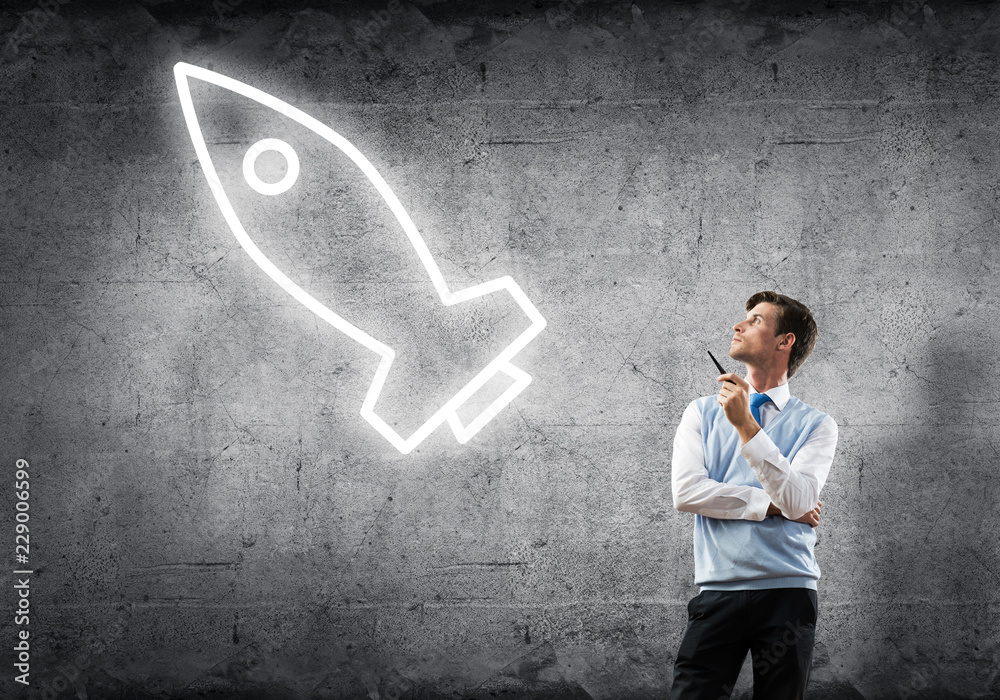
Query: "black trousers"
670 588 818 700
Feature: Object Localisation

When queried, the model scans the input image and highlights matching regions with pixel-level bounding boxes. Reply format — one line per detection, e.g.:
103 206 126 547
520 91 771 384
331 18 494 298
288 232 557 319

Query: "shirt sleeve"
671 400 773 521
739 414 839 521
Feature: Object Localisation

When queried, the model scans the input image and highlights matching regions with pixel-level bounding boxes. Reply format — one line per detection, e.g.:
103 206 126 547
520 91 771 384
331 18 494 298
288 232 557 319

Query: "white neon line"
446 362 531 444
174 62 546 454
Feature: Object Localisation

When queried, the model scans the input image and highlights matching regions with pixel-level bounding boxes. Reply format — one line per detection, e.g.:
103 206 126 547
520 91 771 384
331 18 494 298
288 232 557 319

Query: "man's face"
729 302 783 366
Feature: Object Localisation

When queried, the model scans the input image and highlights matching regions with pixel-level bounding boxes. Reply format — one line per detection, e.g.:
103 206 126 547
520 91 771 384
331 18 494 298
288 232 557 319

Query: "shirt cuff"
740 428 784 472
744 488 771 521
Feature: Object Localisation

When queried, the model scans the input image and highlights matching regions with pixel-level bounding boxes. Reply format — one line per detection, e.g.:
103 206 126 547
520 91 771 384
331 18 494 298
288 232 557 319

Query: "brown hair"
745 291 817 378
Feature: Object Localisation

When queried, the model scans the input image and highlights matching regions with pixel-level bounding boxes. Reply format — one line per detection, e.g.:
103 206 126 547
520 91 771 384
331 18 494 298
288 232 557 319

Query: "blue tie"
750 393 772 427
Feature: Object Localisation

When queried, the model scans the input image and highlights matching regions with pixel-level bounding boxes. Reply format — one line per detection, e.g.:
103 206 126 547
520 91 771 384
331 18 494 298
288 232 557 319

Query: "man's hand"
716 373 759 444
766 500 822 527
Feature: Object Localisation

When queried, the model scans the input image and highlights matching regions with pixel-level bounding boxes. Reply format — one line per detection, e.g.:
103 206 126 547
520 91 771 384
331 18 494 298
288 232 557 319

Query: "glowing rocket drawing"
173 62 545 454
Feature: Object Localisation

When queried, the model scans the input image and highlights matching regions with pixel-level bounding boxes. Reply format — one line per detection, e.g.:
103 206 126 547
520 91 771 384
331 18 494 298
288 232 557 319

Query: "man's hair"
745 291 817 378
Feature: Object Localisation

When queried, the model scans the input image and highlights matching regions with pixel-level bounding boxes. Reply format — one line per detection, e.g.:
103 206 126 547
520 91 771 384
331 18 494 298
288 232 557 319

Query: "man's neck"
744 366 788 394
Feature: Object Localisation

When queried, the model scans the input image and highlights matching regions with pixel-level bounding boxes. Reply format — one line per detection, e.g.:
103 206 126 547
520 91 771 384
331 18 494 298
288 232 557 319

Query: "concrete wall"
2 0 999 697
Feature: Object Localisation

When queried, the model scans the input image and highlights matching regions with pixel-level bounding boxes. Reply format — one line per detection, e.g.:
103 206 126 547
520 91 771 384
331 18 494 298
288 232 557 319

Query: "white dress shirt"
671 381 838 522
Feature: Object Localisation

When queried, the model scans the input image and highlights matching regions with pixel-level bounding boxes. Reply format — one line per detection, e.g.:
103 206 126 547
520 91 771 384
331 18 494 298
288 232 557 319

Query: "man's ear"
778 332 795 351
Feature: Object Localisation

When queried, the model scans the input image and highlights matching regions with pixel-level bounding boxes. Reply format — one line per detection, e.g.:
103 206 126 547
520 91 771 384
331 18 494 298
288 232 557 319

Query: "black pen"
708 350 736 384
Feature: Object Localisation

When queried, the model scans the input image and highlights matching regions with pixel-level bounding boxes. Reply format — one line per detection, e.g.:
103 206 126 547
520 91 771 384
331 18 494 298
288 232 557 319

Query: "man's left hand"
716 373 758 442
767 501 822 528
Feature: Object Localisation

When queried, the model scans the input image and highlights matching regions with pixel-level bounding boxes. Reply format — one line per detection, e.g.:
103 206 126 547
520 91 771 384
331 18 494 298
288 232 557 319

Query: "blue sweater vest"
693 394 830 590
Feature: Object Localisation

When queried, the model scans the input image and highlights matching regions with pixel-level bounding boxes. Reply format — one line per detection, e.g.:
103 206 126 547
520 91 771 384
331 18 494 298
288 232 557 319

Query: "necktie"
750 393 772 427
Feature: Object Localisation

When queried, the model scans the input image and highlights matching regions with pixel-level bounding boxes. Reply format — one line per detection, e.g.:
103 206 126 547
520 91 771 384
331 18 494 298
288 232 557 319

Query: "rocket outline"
173 62 546 454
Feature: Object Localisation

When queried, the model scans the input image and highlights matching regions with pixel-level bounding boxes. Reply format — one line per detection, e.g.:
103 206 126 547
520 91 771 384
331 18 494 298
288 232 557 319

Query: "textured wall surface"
2 0 999 698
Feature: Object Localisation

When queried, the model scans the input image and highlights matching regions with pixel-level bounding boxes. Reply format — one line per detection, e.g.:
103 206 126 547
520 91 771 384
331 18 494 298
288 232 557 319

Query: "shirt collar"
749 381 790 411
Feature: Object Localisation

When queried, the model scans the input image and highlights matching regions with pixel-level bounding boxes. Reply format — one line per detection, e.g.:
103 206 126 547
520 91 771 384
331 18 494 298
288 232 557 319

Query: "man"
669 291 838 700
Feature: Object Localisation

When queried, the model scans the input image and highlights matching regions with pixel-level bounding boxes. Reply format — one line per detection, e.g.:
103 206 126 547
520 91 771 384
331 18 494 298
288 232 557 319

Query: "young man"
669 291 838 700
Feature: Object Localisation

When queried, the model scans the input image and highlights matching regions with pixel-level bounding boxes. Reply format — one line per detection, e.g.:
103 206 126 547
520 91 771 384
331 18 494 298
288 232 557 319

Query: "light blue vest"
693 394 830 590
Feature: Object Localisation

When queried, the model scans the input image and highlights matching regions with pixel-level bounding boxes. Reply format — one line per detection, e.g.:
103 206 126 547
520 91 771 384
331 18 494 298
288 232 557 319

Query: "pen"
708 350 736 384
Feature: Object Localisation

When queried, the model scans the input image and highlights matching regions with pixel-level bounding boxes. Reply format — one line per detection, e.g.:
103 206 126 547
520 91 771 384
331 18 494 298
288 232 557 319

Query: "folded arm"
671 400 773 521
739 416 838 520
671 400 837 523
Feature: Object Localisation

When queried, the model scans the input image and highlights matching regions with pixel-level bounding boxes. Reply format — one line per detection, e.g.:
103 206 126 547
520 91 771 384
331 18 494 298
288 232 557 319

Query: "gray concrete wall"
2 0 998 698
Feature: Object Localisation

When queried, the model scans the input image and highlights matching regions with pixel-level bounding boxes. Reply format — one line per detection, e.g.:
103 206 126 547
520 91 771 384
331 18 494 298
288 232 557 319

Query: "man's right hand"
766 500 822 527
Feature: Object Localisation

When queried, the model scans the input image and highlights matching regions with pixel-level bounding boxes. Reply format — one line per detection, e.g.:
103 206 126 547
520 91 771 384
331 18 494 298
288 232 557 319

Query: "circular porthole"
242 138 300 196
